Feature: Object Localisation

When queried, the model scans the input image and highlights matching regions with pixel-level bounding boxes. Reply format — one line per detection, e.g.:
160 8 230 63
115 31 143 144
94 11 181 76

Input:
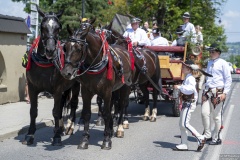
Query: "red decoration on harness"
100 31 113 80
58 41 65 70
26 36 40 71
221 125 224 129
126 37 135 70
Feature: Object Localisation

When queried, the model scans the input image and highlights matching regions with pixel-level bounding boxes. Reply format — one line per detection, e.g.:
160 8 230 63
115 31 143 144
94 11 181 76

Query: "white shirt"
151 36 169 46
178 73 198 100
205 58 232 94
123 28 151 46
182 22 196 43
171 40 177 46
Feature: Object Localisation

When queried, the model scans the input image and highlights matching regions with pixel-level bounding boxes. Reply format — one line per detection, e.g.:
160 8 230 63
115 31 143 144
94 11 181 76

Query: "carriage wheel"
172 88 180 117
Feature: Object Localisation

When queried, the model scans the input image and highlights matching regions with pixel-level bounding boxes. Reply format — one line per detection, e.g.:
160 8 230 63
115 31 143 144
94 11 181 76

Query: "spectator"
143 21 152 38
21 51 30 104
195 25 203 45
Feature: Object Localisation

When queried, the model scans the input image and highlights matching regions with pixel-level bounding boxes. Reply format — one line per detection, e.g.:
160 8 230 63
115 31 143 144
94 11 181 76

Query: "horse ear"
56 10 64 18
98 23 102 29
106 20 113 30
89 17 96 25
36 5 45 18
67 24 73 36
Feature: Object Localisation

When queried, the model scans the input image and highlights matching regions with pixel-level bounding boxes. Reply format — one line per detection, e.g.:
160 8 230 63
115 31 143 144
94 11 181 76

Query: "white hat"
182 12 190 18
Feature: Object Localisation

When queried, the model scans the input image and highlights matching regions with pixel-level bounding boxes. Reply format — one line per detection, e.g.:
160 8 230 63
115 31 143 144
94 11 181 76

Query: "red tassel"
58 41 65 70
26 36 40 71
221 125 224 129
127 37 134 70
121 75 125 83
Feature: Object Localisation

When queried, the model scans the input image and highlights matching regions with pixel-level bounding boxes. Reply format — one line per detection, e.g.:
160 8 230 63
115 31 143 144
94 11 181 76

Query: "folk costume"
173 60 208 151
202 44 232 145
123 18 151 46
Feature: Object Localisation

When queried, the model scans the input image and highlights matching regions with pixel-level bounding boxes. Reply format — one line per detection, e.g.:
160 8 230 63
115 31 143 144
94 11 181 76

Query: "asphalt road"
0 74 239 160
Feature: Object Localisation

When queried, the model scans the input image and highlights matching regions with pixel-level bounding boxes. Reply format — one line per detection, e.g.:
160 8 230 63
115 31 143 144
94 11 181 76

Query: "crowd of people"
123 12 203 49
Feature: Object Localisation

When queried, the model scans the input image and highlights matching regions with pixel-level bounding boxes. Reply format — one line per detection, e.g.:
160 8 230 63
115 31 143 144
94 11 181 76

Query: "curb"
0 107 98 141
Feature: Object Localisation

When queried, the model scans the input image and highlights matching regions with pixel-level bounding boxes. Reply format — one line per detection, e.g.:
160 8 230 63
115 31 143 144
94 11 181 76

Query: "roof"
112 14 131 34
0 14 31 34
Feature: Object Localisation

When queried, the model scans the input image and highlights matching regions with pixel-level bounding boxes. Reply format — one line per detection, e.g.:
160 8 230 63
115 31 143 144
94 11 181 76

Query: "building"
0 14 31 104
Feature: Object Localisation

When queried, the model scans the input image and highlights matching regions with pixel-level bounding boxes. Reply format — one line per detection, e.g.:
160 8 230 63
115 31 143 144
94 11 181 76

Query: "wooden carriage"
145 43 202 117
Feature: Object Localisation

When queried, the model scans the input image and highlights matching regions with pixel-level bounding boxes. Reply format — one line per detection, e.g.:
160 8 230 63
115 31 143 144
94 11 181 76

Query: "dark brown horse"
102 23 161 122
61 21 133 149
22 6 77 146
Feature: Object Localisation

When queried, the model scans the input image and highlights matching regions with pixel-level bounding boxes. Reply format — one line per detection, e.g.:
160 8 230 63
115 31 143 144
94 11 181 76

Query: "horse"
22 6 78 146
60 21 133 149
101 22 162 122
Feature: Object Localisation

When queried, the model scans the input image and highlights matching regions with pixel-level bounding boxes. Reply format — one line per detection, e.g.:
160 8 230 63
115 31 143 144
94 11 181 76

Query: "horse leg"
116 86 131 138
65 82 80 135
52 93 64 146
140 84 150 121
96 95 105 126
150 87 158 122
22 83 39 145
101 92 113 150
78 87 93 149
59 88 71 134
112 92 119 127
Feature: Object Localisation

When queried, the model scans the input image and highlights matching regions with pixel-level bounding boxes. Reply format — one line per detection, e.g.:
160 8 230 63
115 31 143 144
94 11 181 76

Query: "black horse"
22 6 77 146
61 20 133 149
101 23 162 122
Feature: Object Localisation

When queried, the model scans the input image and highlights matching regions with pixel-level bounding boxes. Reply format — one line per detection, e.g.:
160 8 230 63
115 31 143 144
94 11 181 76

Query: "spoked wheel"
172 88 180 117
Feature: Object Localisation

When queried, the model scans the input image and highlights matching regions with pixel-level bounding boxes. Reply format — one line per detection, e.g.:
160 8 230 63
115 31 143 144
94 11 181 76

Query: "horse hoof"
77 141 89 149
142 116 149 121
123 123 129 129
101 140 112 150
65 127 74 135
150 117 156 122
96 119 105 126
116 131 124 138
52 137 62 146
22 135 34 145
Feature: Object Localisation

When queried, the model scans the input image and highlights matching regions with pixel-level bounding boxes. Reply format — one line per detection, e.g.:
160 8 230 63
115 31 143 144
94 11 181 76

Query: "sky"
0 0 239 42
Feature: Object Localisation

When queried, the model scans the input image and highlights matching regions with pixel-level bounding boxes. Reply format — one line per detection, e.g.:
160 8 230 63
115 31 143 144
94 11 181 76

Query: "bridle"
40 14 61 56
65 25 108 78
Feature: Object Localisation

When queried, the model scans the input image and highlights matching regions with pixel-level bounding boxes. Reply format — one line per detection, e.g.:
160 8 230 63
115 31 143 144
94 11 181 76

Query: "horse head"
61 25 90 80
37 5 63 59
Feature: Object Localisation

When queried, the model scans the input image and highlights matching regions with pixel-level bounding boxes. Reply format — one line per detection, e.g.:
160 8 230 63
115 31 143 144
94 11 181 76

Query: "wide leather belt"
180 93 195 103
203 87 224 107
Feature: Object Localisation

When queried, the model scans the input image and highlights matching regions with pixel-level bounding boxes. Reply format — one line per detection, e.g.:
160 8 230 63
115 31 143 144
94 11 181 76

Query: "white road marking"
193 105 235 160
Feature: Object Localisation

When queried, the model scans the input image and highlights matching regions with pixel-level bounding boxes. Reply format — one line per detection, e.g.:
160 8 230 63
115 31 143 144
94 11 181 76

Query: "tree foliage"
13 0 228 48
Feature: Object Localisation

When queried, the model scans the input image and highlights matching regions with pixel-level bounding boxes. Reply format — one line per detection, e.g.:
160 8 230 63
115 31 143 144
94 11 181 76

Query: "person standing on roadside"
201 43 232 145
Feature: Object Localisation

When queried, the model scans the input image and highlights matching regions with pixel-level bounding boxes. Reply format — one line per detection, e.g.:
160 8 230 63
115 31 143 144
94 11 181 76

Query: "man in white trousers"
202 43 232 145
